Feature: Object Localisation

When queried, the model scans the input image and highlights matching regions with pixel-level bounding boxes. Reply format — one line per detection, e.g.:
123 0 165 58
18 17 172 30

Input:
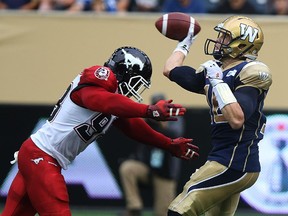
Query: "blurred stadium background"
1 11 288 216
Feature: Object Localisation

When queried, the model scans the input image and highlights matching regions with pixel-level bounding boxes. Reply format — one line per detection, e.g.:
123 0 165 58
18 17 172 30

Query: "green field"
51 208 286 216
69 208 281 216
68 209 266 216
0 205 282 215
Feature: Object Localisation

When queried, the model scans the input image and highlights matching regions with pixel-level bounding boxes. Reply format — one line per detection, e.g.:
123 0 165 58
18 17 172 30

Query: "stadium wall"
0 12 286 109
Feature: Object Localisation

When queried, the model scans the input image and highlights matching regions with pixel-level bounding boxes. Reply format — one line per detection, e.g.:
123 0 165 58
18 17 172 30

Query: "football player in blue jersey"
162 16 272 216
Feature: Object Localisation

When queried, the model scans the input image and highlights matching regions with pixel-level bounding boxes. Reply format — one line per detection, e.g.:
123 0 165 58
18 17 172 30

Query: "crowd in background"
0 0 288 15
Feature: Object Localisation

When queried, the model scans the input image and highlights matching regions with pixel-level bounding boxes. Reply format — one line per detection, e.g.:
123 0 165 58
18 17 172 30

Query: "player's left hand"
147 99 186 121
201 60 223 87
168 138 199 160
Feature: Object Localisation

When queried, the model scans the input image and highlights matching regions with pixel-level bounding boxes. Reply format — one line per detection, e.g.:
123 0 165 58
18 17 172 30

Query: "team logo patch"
259 71 269 81
226 69 237 77
94 67 110 80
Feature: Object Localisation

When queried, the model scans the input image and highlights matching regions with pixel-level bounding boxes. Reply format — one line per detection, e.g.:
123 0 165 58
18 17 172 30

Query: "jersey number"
74 113 112 143
206 85 227 124
48 83 72 122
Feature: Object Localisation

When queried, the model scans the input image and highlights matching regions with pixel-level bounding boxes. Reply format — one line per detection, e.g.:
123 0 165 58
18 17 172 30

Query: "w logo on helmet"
240 23 259 43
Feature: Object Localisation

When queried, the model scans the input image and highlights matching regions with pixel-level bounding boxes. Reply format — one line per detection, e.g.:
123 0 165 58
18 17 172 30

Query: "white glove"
201 60 223 87
174 17 196 56
201 60 237 109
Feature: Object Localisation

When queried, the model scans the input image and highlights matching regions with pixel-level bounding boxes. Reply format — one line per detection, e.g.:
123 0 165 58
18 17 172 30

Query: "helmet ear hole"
237 44 247 53
131 64 141 72
238 44 246 49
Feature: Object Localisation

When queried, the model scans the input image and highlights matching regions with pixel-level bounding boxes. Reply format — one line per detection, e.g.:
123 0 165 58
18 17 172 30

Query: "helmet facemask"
204 27 233 60
118 75 151 103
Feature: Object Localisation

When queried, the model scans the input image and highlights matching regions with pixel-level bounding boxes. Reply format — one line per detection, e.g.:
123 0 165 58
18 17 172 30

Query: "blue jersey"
169 60 272 172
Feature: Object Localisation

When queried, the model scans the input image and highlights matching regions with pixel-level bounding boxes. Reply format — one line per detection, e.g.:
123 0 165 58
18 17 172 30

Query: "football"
155 12 201 41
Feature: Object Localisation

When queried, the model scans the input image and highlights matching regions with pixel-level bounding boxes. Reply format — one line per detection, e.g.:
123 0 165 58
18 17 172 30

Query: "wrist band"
213 82 237 110
173 45 189 56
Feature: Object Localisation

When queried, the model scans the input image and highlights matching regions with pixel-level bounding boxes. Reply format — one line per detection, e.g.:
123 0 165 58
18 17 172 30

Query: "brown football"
155 12 201 41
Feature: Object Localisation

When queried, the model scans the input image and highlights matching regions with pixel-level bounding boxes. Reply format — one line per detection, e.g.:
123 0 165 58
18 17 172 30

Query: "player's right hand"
168 138 199 160
147 99 186 121
174 22 197 56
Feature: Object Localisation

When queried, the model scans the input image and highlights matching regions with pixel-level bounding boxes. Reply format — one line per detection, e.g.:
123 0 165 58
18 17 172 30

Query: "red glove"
146 99 186 121
167 138 199 160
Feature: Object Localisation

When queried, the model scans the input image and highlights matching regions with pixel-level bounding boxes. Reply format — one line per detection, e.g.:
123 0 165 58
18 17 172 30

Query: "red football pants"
1 138 71 216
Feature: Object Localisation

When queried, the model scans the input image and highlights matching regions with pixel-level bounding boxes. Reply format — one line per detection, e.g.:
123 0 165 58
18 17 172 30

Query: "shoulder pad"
237 61 272 91
195 65 206 74
79 65 118 92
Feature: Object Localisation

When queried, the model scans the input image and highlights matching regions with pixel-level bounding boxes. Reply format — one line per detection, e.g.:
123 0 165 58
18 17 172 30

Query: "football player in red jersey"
162 16 272 215
1 46 199 216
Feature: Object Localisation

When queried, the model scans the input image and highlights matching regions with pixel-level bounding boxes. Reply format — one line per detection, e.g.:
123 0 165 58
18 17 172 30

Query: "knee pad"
167 209 182 216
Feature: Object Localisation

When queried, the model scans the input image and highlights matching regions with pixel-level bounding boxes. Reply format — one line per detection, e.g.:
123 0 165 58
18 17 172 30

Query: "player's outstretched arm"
114 117 199 161
73 86 186 121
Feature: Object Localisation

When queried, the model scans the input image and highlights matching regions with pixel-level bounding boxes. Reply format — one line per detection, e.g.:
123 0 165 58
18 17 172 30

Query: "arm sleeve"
234 86 259 120
169 66 206 94
113 117 171 149
71 86 149 118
